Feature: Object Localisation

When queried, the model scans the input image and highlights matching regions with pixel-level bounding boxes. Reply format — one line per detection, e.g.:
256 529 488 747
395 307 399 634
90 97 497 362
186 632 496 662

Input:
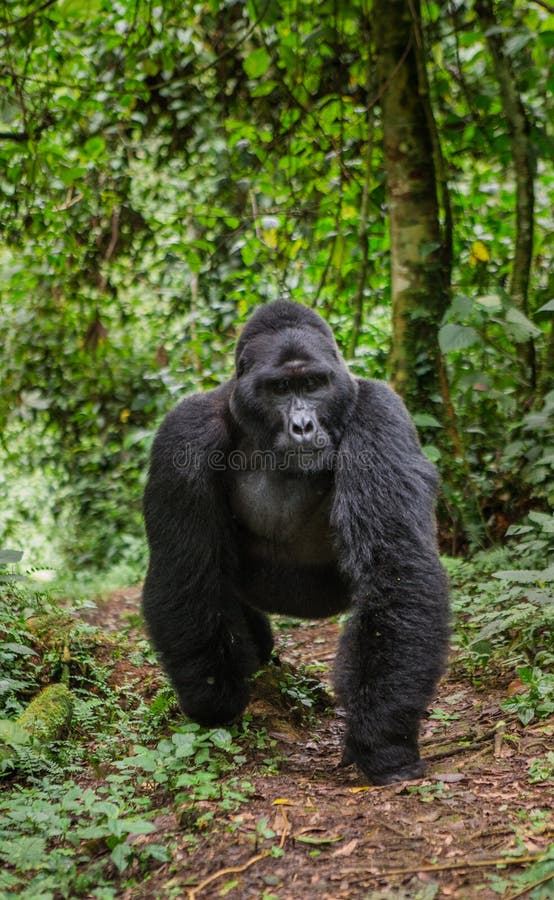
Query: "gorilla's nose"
290 413 316 443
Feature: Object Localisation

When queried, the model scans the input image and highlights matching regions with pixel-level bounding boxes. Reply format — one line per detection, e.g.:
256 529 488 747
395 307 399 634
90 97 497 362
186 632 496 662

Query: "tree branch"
1 0 57 30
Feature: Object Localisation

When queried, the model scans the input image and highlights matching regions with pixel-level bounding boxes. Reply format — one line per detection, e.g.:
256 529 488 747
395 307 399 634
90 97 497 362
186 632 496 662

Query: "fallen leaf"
296 834 344 845
332 838 359 857
431 774 466 783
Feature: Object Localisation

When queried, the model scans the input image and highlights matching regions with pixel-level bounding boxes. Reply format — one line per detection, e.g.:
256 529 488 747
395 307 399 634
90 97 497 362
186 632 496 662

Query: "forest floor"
77 587 554 900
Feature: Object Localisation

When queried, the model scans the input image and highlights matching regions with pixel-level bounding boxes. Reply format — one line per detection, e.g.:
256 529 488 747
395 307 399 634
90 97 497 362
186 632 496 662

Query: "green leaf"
503 308 541 341
539 31 554 50
117 817 157 835
420 241 441 259
250 80 277 97
537 299 554 314
0 836 46 871
492 568 554 583
0 678 30 694
83 136 106 158
110 842 133 872
209 728 233 748
59 165 88 185
243 48 271 78
1 642 35 656
0 719 31 747
422 445 441 463
412 413 442 428
145 843 171 862
527 511 554 533
0 550 23 564
296 834 344 845
474 294 502 310
505 32 533 57
518 707 534 726
438 324 479 353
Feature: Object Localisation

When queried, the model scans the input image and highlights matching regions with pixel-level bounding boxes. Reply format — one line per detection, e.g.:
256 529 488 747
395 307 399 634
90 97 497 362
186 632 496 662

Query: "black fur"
143 300 450 783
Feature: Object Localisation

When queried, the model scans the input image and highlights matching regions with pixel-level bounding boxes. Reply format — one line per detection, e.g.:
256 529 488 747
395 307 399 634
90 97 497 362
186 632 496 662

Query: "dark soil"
84 589 554 900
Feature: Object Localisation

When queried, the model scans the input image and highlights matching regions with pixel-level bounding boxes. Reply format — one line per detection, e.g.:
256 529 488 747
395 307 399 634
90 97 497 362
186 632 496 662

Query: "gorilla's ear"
237 355 246 377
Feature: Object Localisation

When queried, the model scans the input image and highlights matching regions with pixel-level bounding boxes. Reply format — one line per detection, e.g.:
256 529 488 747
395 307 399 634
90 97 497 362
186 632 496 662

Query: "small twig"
373 816 421 841
423 729 496 761
507 871 554 900
426 741 489 761
250 190 262 241
104 207 120 263
0 131 29 142
379 852 548 877
279 806 291 847
97 207 120 293
187 811 290 898
470 825 515 841
1 0 57 30
53 188 84 212
532 0 554 14
186 850 271 899
494 721 506 757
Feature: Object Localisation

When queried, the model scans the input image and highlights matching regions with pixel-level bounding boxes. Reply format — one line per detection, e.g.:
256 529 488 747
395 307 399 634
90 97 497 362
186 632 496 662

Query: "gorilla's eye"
305 375 326 392
271 378 291 395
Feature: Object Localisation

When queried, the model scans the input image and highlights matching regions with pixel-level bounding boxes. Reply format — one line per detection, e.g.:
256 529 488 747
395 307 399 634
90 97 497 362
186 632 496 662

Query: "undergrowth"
0 557 273 898
0 512 552 896
447 510 554 723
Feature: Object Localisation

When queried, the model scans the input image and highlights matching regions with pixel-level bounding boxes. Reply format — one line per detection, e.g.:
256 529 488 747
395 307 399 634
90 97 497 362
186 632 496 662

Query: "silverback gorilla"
142 301 450 784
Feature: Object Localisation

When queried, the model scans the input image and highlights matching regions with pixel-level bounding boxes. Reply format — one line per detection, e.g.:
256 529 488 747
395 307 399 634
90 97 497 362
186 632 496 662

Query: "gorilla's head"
230 301 357 470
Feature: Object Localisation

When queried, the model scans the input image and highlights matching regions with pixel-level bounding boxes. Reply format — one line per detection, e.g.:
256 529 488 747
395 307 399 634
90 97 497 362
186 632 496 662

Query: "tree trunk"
373 0 449 418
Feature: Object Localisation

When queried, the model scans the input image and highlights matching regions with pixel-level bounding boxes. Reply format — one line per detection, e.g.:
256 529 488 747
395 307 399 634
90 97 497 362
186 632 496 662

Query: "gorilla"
142 300 450 784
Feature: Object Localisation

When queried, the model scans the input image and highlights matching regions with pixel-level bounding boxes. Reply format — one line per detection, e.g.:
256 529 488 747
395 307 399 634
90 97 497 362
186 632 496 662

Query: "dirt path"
91 590 554 899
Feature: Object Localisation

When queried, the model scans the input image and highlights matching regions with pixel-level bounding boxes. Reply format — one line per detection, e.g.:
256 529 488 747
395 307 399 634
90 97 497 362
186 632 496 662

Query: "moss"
17 683 74 743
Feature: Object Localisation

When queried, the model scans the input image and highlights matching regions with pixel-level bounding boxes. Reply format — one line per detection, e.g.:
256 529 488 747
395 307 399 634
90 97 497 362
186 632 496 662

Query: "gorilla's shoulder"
347 378 438 487
351 378 416 432
152 382 233 465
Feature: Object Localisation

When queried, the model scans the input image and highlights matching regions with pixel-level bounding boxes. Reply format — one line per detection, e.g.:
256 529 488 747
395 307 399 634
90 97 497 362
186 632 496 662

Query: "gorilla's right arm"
142 383 263 725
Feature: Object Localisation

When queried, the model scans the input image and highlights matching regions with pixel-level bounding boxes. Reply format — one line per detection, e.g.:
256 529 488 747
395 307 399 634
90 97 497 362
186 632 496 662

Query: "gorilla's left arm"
331 379 450 784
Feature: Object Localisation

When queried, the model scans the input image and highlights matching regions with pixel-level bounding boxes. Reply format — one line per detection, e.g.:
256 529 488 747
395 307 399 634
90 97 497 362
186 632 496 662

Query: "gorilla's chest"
229 469 336 564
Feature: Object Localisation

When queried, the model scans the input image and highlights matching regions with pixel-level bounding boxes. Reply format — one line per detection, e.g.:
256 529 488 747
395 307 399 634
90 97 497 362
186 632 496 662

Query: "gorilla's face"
230 324 357 471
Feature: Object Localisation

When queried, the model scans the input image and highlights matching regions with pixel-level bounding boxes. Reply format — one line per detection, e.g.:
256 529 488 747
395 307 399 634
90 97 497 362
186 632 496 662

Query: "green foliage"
448 503 553 709
277 664 333 722
0 566 48 719
0 775 169 895
407 781 449 803
0 569 268 896
113 723 254 806
487 844 554 899
502 667 554 725
0 0 551 558
502 394 554 511
528 751 554 784
451 528 554 678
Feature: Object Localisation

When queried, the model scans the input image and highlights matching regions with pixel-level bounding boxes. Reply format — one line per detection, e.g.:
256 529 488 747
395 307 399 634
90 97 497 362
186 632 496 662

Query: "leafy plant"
277 665 333 723
528 752 554 784
502 667 554 725
451 517 554 678
488 843 554 899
